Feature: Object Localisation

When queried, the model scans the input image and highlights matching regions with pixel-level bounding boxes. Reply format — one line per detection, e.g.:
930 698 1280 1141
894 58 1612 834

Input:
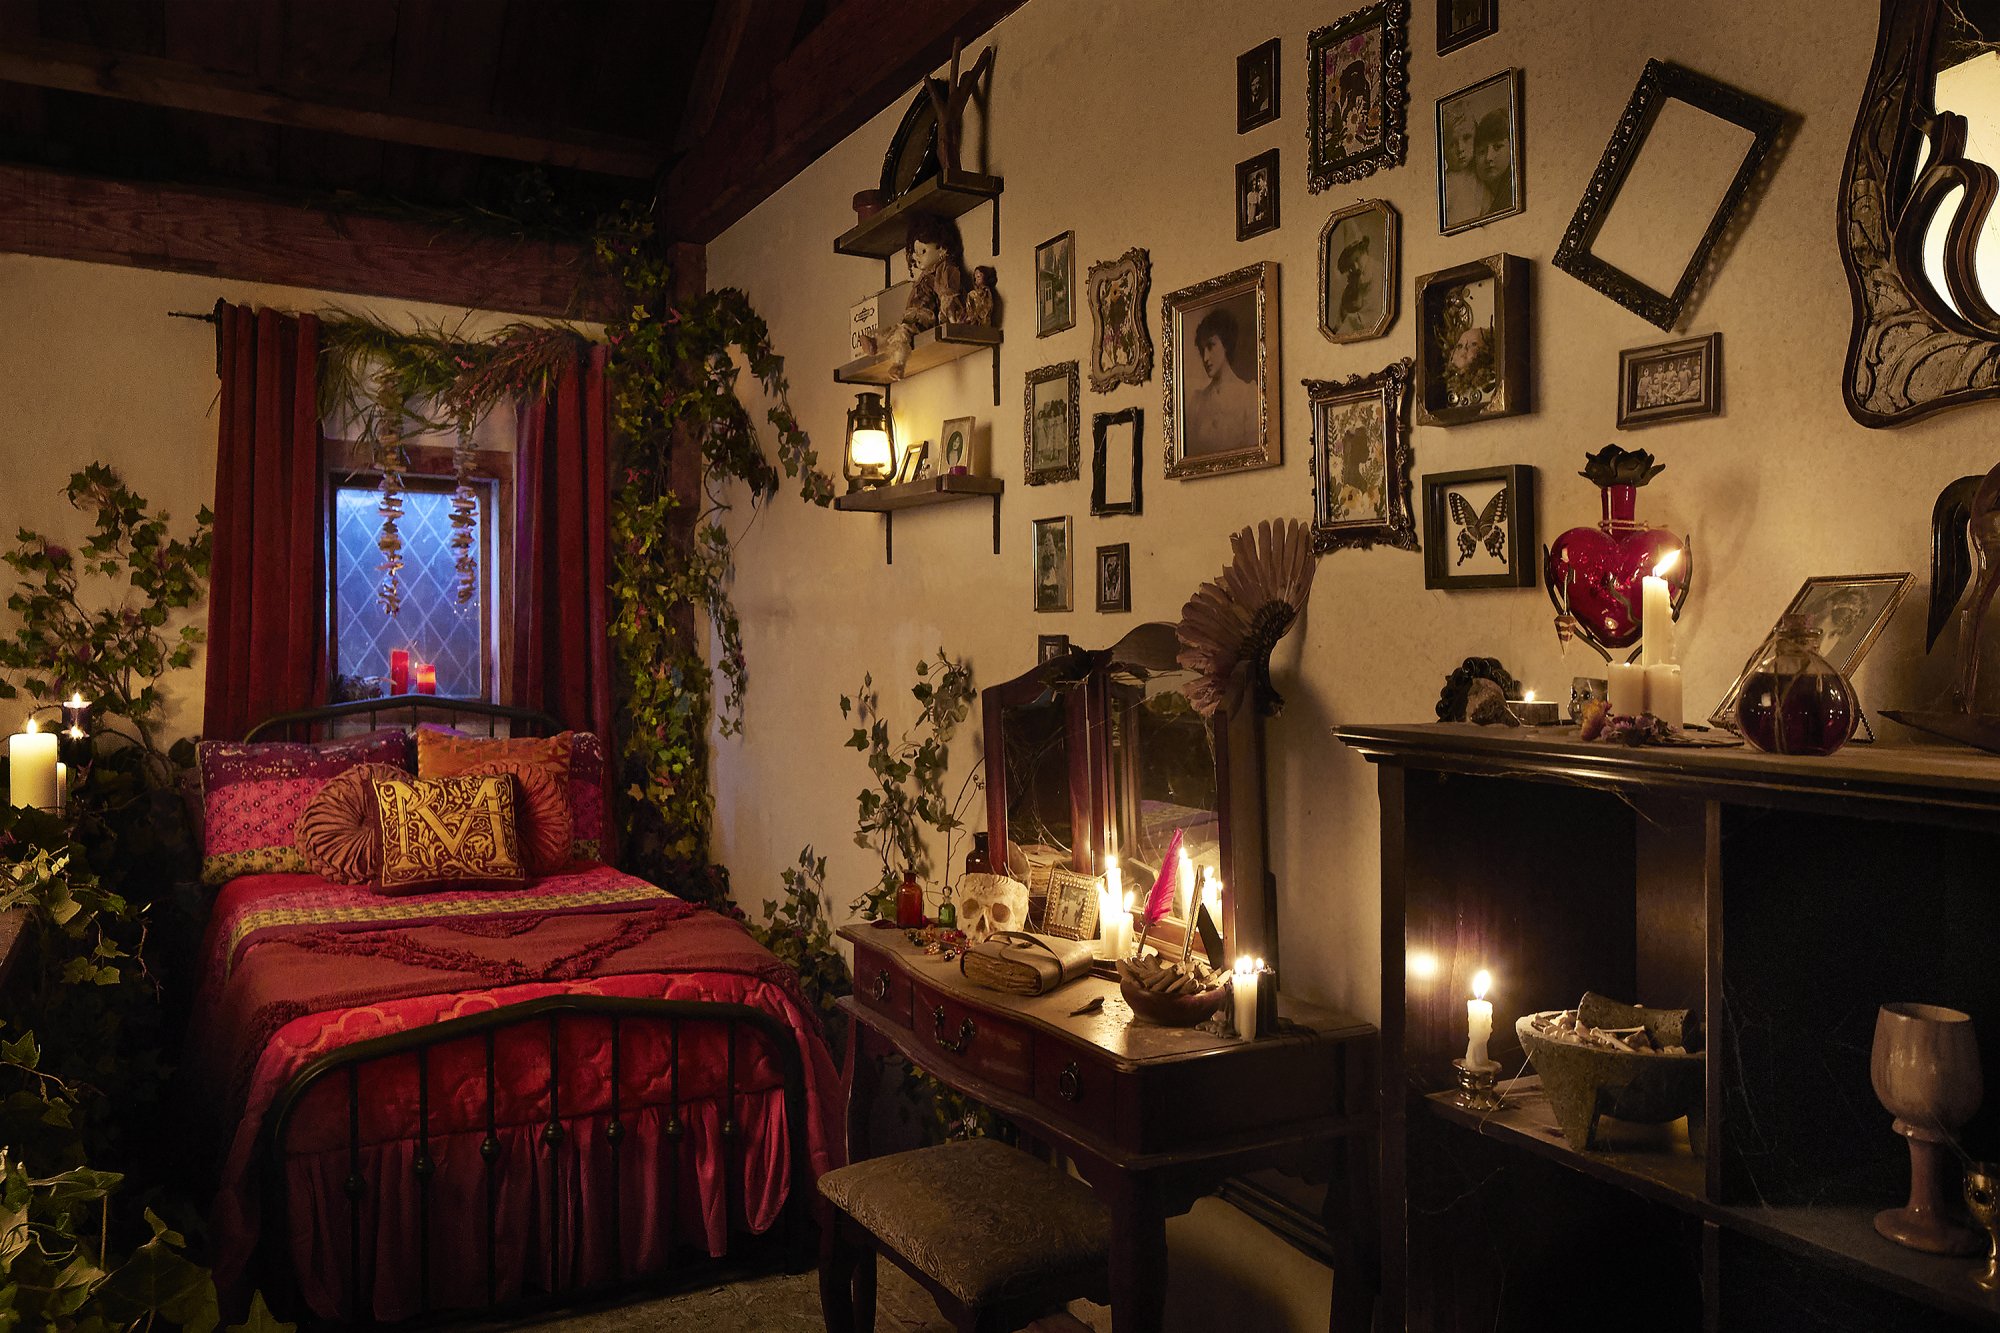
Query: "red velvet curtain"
511 342 615 743
203 303 324 741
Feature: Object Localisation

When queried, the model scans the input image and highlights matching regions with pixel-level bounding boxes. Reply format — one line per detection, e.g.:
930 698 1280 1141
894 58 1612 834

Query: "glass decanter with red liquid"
1735 613 1860 756
1544 445 1690 658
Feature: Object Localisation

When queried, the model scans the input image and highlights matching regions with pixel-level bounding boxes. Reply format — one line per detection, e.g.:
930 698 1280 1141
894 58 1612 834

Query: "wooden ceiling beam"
0 162 614 320
660 0 1025 244
0 37 664 178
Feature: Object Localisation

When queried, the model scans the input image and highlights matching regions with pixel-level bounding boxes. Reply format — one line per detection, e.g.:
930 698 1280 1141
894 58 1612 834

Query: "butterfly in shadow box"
1448 487 1509 565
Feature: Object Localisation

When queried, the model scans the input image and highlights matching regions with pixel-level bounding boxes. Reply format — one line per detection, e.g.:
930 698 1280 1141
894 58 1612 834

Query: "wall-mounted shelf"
835 169 1004 273
832 473 1003 565
835 323 1002 405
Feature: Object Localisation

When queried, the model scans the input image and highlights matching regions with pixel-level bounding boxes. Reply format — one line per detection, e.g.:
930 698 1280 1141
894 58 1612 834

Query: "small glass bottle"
1735 614 1859 757
895 870 926 927
964 832 992 878
934 896 958 930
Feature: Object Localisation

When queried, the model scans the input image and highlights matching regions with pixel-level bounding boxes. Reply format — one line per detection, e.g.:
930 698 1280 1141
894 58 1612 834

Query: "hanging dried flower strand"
450 416 478 606
374 382 409 617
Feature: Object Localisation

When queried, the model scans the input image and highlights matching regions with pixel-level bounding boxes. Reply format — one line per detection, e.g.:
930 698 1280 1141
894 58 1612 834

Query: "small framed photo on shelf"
1306 0 1411 191
1237 148 1280 241
1043 868 1103 941
1319 198 1399 343
1421 465 1536 590
1414 253 1528 426
1618 332 1721 429
1709 573 1914 728
1437 68 1524 235
1238 37 1280 133
1163 261 1280 479
1036 230 1076 337
1031 515 1073 613
1086 248 1153 392
939 416 976 474
1024 362 1081 485
1096 542 1132 613
1092 407 1143 516
1309 359 1418 554
1037 633 1071 664
1438 0 1498 56
894 440 931 485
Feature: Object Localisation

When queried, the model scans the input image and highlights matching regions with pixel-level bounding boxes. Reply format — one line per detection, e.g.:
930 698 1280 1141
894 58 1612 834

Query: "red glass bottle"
1735 614 1859 756
1545 446 1690 657
894 870 926 927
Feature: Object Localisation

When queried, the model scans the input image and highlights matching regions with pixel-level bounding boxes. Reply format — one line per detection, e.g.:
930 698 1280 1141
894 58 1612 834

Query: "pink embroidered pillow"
198 730 411 885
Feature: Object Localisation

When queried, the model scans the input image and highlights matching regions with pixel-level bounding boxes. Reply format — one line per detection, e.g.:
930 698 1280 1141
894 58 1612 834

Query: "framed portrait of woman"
1162 261 1281 480
1319 199 1398 342
1308 359 1418 554
1306 0 1410 192
1436 69 1523 235
1031 516 1073 613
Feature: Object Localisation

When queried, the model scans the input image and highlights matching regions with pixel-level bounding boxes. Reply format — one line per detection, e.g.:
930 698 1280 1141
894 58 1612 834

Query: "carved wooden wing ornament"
1841 0 2000 425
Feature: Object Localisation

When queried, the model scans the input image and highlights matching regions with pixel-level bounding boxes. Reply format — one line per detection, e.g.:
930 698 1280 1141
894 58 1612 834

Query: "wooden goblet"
1871 1002 1983 1255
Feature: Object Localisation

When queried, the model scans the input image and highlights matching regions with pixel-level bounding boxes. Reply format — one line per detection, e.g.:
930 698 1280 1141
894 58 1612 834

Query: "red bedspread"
190 865 842 1321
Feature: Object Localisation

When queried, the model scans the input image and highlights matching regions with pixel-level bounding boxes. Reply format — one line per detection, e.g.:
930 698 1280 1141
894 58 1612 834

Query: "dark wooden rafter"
0 162 612 320
0 37 663 178
660 0 1026 243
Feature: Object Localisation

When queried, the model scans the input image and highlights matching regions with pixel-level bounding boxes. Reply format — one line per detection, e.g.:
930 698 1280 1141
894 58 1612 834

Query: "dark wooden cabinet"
1339 723 2000 1331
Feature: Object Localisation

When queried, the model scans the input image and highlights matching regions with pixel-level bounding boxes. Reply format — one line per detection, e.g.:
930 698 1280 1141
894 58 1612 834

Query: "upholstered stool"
817 1137 1111 1333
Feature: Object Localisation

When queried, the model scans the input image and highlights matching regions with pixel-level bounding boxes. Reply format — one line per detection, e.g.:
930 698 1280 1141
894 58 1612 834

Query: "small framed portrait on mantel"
1437 0 1497 55
1032 515 1073 613
1421 464 1536 590
1163 261 1280 480
1436 68 1523 235
1238 38 1280 133
1617 332 1721 429
1319 199 1398 342
1237 149 1280 241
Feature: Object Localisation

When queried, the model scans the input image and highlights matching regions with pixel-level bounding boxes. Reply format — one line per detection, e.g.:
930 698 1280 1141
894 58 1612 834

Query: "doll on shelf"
960 265 998 326
885 215 966 377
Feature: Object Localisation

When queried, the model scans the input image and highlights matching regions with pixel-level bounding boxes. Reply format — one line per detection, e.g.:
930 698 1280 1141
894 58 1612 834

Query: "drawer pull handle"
932 1006 976 1054
1057 1062 1082 1103
872 970 891 1002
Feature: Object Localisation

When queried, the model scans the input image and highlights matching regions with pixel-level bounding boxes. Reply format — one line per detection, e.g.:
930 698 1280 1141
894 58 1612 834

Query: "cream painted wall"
0 252 544 742
709 0 1999 1030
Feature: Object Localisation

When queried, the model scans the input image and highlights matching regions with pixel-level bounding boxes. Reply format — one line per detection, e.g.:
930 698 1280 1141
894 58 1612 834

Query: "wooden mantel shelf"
833 169 1004 261
832 473 1002 565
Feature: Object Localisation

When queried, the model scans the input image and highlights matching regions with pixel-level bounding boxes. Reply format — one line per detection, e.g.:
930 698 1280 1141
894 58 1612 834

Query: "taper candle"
1465 968 1496 1069
1233 956 1260 1039
1640 550 1680 666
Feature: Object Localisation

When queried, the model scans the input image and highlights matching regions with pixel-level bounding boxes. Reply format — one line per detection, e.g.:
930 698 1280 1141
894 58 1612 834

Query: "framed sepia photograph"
1035 230 1076 336
1037 633 1071 664
1092 407 1143 517
1239 38 1281 133
1309 359 1418 553
1237 148 1280 241
1709 573 1914 728
1437 0 1497 56
1086 248 1153 391
1024 362 1080 485
894 439 931 485
1414 252 1528 426
1031 516 1073 613
1437 68 1524 235
1319 198 1399 342
1618 332 1721 429
1163 261 1281 480
1096 542 1132 613
939 415 976 473
1421 464 1536 590
1306 0 1410 192
1043 868 1103 942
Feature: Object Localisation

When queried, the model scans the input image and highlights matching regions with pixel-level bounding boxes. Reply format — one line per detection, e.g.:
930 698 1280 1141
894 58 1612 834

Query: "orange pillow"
417 728 573 786
459 758 572 875
294 762 408 884
373 773 527 895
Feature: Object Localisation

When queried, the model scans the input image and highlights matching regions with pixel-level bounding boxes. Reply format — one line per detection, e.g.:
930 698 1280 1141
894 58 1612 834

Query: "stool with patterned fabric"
817 1137 1111 1333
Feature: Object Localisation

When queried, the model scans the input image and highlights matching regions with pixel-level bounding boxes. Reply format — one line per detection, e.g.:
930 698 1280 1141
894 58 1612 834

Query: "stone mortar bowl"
1516 1011 1707 1153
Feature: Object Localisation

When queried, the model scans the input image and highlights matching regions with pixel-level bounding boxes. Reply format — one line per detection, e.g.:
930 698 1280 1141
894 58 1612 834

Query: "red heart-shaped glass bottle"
1545 447 1690 656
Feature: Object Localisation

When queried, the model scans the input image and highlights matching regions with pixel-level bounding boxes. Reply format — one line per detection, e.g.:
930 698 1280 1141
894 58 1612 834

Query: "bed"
189 699 840 1324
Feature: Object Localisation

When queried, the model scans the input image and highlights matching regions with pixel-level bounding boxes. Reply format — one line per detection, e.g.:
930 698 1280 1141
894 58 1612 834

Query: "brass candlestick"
1968 1162 2000 1291
1453 1058 1506 1113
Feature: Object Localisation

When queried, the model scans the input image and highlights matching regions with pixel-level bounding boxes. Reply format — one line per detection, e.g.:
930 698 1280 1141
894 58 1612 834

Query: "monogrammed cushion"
293 762 408 884
372 773 527 894
198 730 411 885
457 758 571 875
416 726 608 864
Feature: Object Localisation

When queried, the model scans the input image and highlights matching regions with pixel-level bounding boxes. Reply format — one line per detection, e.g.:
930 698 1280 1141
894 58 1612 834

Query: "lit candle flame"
1472 968 1492 1001
24 717 38 734
65 693 86 710
1653 549 1681 579
66 727 84 742
1523 690 1536 704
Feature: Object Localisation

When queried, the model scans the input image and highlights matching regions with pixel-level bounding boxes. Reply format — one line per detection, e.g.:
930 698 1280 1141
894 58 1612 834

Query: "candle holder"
1453 1058 1507 1112
1507 699 1561 726
1966 1161 2000 1291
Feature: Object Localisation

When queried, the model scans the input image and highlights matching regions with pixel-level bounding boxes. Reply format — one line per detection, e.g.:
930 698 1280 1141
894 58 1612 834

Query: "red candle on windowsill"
389 649 410 695
414 663 437 695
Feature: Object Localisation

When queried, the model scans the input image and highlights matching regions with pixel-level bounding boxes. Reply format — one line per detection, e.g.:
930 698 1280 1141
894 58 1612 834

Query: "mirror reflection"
1103 625 1223 930
999 688 1073 885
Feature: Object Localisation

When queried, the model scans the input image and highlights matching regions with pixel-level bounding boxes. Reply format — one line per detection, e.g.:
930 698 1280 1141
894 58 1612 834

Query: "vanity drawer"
852 942 910 1026
910 979 1034 1094
1033 1041 1120 1142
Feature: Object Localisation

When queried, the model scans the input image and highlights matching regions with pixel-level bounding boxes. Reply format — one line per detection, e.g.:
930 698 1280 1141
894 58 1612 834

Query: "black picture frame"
1437 0 1497 55
1308 358 1418 554
1236 149 1280 241
1553 59 1785 331
1238 38 1281 133
1096 543 1132 613
1306 0 1410 192
1037 633 1071 664
879 82 943 202
1091 407 1143 517
1617 332 1722 429
1413 253 1529 427
1421 465 1537 590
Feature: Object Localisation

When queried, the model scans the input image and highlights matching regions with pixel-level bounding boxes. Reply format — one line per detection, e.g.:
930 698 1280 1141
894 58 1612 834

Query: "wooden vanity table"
838 924 1380 1333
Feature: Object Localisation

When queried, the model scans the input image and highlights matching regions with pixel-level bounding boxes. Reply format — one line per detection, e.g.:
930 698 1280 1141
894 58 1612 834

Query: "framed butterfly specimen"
1421 464 1536 590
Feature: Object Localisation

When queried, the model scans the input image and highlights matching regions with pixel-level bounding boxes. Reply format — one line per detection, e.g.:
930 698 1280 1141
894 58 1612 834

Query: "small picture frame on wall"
1437 0 1497 55
1421 465 1537 590
1237 148 1280 241
1163 261 1281 480
1043 868 1103 942
1024 362 1081 485
1618 332 1721 429
894 440 931 485
1096 543 1132 613
1031 515 1073 613
1306 0 1411 192
1708 573 1913 729
1087 249 1153 391
1437 69 1524 235
1036 231 1076 337
1319 198 1399 343
1092 407 1143 516
1308 359 1418 554
939 416 976 474
1238 38 1280 133
1414 253 1528 426
1037 633 1071 664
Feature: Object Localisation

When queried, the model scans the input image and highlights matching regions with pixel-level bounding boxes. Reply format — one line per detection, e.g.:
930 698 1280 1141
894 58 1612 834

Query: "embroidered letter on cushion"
417 725 607 863
198 730 411 885
457 758 572 874
373 773 528 894
294 762 409 884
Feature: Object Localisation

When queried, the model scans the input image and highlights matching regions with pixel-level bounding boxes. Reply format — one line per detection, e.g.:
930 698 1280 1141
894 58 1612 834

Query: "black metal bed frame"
238 699 815 1326
243 696 562 743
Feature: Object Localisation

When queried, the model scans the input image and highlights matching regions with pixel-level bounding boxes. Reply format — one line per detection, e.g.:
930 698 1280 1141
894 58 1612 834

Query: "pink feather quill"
1144 828 1184 926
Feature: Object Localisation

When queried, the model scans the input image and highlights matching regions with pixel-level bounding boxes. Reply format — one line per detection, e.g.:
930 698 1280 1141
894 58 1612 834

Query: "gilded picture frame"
1024 361 1081 485
1309 358 1417 554
1709 573 1914 729
1086 248 1153 392
1413 252 1529 426
1163 261 1281 480
1031 515 1073 613
1306 0 1411 192
1319 198 1399 343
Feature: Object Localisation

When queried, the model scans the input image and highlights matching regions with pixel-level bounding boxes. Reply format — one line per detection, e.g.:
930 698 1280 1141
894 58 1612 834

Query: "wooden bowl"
1117 963 1225 1027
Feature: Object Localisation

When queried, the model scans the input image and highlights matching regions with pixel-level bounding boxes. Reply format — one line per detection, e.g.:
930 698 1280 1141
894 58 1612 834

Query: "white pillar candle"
9 719 57 810
1608 662 1647 717
1097 866 1123 960
1644 663 1683 727
1233 956 1260 1039
1465 968 1496 1069
1640 551 1679 666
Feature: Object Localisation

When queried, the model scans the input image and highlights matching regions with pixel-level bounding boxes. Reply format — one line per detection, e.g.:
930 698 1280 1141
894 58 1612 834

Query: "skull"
956 873 1030 942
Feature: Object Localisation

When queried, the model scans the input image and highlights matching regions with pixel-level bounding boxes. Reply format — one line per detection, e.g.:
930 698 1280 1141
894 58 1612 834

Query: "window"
331 477 501 700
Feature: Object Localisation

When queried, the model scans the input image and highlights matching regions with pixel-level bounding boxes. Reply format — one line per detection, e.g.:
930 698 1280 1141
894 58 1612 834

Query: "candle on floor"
1641 550 1680 667
1233 956 1260 1039
1608 662 1647 717
9 717 57 810
389 649 411 695
414 663 437 695
1465 968 1497 1070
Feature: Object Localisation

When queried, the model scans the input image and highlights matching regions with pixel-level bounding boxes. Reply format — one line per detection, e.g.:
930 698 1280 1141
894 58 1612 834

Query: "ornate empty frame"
1553 60 1783 332
1305 0 1410 192
1086 248 1153 392
1308 358 1417 554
